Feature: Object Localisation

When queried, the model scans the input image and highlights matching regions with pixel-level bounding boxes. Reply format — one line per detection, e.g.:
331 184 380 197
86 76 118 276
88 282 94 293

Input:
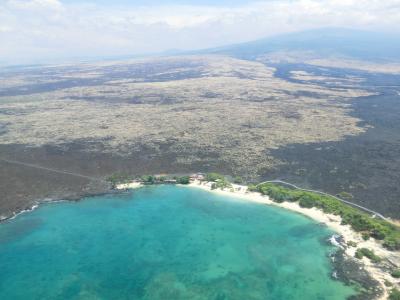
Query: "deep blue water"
0 185 356 299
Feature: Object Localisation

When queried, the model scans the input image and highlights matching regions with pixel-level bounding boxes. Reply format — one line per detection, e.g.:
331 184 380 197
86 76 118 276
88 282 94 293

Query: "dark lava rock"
332 250 384 300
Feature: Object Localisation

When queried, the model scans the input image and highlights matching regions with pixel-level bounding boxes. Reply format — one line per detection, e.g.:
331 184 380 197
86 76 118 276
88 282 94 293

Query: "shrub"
390 288 400 300
384 237 400 251
177 176 190 184
299 195 315 208
140 175 155 184
391 269 400 278
362 232 370 241
248 184 258 192
206 173 225 182
233 176 243 184
355 249 364 260
385 279 393 287
158 176 167 182
211 179 232 190
347 241 357 247
355 248 381 263
256 183 297 202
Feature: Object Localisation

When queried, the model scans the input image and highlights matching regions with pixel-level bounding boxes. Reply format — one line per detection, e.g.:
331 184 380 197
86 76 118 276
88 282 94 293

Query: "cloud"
1 0 399 64
7 0 63 11
0 25 13 33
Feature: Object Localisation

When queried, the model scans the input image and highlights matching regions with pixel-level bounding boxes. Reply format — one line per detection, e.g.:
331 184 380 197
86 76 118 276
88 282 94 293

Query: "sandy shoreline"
93 179 400 298
2 178 398 298
115 182 143 190
183 180 400 300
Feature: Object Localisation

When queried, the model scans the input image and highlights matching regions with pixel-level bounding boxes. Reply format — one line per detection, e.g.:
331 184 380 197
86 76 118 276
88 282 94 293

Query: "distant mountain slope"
200 28 400 63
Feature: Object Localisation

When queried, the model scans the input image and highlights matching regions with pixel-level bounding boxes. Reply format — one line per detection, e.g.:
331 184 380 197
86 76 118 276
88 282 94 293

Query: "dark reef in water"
329 244 383 299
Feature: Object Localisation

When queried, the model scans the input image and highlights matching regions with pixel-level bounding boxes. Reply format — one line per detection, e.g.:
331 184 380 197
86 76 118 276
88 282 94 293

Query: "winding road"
260 180 388 221
0 157 388 221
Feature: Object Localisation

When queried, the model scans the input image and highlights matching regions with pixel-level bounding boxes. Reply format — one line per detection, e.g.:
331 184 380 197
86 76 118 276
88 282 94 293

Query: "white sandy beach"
186 180 400 300
115 181 143 190
116 179 399 299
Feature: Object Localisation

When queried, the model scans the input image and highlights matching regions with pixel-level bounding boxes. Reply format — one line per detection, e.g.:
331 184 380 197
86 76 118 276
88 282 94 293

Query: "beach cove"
183 180 400 300
116 176 400 299
0 185 357 299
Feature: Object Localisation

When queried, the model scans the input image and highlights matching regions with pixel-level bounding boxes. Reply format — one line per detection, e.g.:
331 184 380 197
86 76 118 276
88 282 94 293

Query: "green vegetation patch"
205 173 226 182
176 176 190 185
354 248 381 263
206 173 232 190
384 279 393 287
390 288 400 300
140 175 156 184
158 176 167 182
233 176 243 184
257 183 298 203
347 241 357 247
211 180 232 190
255 182 400 250
391 269 400 278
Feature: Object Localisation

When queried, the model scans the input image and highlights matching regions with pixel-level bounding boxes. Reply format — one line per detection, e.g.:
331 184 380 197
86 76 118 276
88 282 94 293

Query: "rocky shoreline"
0 186 115 222
327 235 383 299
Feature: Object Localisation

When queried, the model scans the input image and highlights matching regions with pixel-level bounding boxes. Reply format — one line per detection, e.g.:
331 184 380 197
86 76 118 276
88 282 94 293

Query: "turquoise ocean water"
0 185 356 299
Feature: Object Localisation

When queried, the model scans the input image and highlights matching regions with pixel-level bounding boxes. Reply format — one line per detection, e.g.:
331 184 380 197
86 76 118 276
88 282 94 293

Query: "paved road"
0 158 388 221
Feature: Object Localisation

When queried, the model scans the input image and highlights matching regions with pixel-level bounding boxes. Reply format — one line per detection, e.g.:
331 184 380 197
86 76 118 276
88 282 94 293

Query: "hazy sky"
1 0 400 64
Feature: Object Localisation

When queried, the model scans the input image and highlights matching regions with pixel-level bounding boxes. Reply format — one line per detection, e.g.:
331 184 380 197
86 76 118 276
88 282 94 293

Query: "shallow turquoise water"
0 185 356 299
